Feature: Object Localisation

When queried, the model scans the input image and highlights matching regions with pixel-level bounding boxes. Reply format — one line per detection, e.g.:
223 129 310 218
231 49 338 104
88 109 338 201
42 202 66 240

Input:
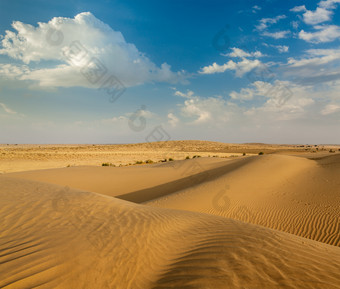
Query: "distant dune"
1 142 340 288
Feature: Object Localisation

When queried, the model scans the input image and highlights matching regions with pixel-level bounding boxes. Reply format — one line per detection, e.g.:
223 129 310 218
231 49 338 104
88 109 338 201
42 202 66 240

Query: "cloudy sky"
1 0 340 144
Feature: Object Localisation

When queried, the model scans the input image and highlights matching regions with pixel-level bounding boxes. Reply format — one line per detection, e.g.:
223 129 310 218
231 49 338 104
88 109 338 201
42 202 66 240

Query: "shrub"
135 161 143 164
102 162 115 167
193 155 201 158
186 156 190 159
258 152 264 155
145 159 153 164
169 158 174 161
243 153 246 156
161 159 167 162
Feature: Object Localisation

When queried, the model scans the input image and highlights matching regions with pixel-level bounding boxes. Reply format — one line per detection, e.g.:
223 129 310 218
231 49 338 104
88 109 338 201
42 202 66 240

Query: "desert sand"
1 141 340 288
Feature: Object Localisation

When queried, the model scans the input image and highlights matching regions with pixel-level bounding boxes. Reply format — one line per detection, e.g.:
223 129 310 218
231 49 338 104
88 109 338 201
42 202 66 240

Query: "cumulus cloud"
0 12 183 88
273 45 289 53
299 25 340 43
167 113 179 127
234 81 315 120
261 30 291 39
175 81 317 126
290 5 307 12
230 80 294 106
255 15 287 31
230 88 255 100
321 104 340 115
0 64 29 78
303 8 333 25
293 0 340 25
227 47 263 58
199 58 261 77
174 90 194 98
175 90 236 124
287 47 340 67
319 0 340 10
282 48 340 85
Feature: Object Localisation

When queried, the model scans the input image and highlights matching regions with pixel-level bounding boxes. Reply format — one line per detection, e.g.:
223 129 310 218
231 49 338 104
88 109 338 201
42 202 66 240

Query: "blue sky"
1 0 340 144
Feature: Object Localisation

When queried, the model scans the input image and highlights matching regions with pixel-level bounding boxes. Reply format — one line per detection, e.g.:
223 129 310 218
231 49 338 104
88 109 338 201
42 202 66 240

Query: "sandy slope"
9 154 340 247
146 154 340 247
1 177 340 289
6 158 231 199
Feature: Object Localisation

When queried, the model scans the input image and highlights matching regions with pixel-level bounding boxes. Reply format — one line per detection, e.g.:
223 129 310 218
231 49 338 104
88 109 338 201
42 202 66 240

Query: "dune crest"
1 176 340 288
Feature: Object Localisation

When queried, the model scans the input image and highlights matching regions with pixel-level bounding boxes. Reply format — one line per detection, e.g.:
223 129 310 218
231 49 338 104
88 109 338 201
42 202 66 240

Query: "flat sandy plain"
1 141 340 288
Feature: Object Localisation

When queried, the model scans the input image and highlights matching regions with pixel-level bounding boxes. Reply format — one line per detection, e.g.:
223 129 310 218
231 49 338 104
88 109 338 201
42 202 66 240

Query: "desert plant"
169 158 174 161
243 153 246 156
135 161 143 164
102 162 115 167
145 159 153 164
186 156 190 159
258 152 264 155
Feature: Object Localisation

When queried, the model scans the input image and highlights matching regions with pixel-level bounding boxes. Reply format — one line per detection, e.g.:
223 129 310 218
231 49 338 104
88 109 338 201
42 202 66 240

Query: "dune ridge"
146 154 340 247
1 177 340 289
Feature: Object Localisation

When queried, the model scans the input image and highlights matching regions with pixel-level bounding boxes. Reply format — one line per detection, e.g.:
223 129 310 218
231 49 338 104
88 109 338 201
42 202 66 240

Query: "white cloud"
0 12 183 88
321 104 340 115
237 81 315 120
255 15 287 31
230 88 254 100
0 103 17 114
282 48 340 85
303 8 333 25
174 90 194 98
252 5 262 13
291 21 299 29
319 0 340 10
182 98 211 123
273 45 289 53
290 5 307 12
167 113 179 127
175 90 236 124
0 63 29 78
297 0 340 25
299 25 340 43
227 47 263 58
231 80 294 105
287 47 340 67
199 58 261 77
261 30 291 39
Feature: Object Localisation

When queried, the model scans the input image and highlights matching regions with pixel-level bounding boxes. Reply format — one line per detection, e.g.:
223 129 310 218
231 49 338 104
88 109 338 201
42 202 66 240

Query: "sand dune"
146 154 340 247
1 144 340 288
6 157 231 199
9 154 340 247
1 176 340 289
